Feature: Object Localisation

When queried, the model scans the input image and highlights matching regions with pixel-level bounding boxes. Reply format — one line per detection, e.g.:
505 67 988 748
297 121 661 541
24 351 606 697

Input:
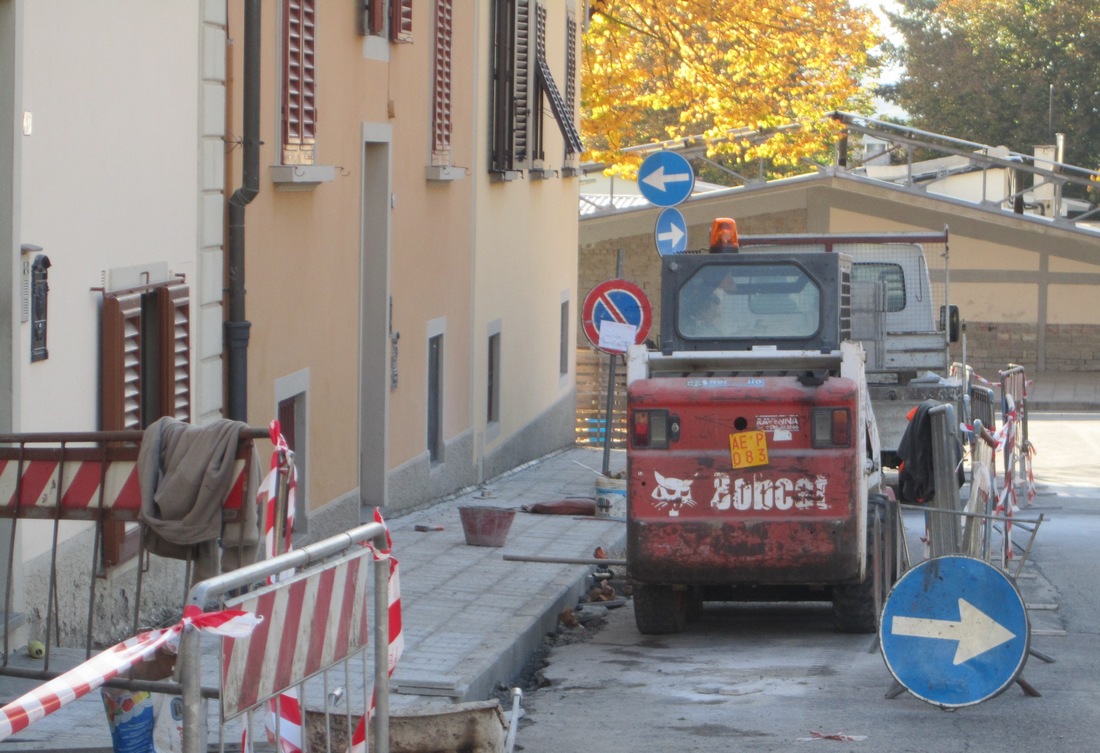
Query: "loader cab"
660 251 852 355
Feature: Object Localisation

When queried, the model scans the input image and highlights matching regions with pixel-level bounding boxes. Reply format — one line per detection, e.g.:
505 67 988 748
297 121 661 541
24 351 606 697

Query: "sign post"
582 276 652 473
879 555 1030 708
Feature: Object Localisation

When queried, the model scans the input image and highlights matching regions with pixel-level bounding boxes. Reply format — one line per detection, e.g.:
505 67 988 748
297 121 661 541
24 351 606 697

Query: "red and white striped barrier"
0 606 260 741
0 457 142 515
0 455 249 517
220 547 373 718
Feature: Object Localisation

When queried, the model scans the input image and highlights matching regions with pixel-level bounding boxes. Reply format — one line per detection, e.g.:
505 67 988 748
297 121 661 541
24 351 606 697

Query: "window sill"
270 164 336 191
425 165 466 182
529 167 558 180
490 170 522 183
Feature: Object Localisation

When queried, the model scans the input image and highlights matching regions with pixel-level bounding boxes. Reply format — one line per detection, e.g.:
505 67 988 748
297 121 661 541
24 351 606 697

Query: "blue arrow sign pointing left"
655 207 688 256
638 151 695 207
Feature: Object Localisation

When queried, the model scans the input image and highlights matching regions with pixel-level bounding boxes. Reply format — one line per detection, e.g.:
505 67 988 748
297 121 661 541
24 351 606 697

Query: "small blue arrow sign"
655 208 688 256
638 151 695 207
880 556 1030 708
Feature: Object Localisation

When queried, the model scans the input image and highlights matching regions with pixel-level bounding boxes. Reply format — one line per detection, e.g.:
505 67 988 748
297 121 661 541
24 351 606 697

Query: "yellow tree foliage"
583 0 882 176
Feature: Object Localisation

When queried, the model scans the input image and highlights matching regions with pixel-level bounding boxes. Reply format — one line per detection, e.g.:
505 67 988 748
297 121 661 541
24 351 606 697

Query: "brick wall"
577 212 810 349
955 322 1100 377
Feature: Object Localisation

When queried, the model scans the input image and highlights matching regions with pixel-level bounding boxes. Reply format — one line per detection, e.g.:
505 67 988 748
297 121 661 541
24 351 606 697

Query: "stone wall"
959 322 1100 378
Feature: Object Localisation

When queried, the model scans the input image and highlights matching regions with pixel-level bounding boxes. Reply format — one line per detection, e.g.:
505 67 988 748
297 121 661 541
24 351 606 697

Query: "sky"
852 0 906 116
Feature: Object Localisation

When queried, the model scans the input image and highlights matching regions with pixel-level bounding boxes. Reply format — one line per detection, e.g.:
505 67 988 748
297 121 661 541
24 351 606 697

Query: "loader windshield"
678 262 821 340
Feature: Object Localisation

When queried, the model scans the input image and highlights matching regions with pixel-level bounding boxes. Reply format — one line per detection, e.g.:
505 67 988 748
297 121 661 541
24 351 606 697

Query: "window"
852 263 906 312
101 282 191 431
491 0 581 176
487 332 501 424
490 0 530 175
559 299 569 375
428 334 443 461
533 4 582 156
562 9 579 173
100 280 191 566
361 0 413 41
431 0 453 166
282 0 317 166
390 0 413 42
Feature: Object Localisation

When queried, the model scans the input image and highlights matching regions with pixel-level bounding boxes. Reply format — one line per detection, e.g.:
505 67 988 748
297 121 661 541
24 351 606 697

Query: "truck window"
677 263 820 339
852 263 905 312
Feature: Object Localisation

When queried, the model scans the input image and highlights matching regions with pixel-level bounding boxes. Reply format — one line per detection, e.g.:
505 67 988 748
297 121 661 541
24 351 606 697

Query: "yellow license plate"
729 430 769 469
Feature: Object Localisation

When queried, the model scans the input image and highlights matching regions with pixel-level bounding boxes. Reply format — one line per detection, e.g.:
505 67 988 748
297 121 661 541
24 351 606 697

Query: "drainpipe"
226 0 261 422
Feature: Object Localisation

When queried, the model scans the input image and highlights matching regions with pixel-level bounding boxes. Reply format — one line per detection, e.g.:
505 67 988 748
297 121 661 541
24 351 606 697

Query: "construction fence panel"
181 522 391 753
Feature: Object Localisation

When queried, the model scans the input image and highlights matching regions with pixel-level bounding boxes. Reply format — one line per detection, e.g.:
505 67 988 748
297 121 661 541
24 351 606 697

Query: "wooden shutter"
535 3 583 154
511 0 531 166
101 293 143 431
368 0 385 34
283 0 317 165
565 9 578 147
390 0 413 43
432 0 453 161
158 283 191 423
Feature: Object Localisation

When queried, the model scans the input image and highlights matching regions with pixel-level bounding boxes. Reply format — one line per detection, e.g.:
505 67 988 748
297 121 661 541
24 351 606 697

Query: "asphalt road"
514 412 1100 753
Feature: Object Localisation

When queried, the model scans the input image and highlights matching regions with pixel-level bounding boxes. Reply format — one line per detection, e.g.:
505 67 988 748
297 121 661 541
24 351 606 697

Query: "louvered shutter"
535 3 583 154
432 0 453 161
565 10 578 150
283 0 317 165
511 0 530 166
390 0 413 42
158 283 191 423
101 293 143 431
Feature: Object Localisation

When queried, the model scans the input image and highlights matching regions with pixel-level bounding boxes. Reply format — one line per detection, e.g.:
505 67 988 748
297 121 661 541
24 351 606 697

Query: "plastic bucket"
458 506 516 547
594 475 627 519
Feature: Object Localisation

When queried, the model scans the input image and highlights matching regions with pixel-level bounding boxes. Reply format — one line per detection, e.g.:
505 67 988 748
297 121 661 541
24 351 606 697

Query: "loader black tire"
832 494 896 633
633 584 687 635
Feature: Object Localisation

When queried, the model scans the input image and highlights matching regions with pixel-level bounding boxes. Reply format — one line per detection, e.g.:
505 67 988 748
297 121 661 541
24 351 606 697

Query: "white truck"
738 228 961 468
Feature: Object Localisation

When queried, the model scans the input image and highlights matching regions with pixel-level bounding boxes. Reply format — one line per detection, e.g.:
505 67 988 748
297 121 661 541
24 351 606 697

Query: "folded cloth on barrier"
138 417 261 581
897 399 964 504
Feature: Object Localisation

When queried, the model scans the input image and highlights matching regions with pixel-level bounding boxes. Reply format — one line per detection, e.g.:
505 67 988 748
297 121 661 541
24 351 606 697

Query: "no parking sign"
582 280 652 355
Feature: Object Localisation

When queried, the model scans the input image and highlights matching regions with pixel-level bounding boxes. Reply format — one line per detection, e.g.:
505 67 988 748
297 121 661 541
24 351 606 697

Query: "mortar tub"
304 699 508 753
458 506 516 547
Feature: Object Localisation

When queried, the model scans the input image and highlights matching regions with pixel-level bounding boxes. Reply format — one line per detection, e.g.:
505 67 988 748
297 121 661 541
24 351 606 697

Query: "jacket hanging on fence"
137 417 261 582
896 399 965 504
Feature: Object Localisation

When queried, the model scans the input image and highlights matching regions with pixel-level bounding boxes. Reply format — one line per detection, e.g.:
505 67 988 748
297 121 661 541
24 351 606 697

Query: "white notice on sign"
599 320 637 353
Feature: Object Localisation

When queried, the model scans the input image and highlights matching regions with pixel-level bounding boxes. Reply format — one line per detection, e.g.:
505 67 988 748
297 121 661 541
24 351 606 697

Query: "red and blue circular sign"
582 280 652 354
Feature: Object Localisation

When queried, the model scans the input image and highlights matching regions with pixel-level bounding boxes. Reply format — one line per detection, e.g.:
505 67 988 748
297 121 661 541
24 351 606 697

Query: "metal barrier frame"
181 521 391 753
906 402 1043 575
0 428 266 676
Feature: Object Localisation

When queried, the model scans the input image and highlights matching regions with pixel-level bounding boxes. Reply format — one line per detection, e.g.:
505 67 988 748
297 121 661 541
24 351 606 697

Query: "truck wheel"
832 495 894 634
633 585 687 635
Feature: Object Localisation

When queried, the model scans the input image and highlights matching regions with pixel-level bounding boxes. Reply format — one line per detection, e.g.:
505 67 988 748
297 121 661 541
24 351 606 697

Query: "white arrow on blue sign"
654 207 688 256
879 555 1030 708
638 150 695 207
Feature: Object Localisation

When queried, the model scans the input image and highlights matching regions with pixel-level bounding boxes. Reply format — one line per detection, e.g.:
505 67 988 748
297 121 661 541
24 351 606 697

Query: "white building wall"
17 1 203 432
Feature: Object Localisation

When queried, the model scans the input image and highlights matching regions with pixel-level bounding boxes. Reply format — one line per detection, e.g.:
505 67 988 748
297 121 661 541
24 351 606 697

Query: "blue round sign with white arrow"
880 555 1030 708
655 207 688 256
638 150 695 207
